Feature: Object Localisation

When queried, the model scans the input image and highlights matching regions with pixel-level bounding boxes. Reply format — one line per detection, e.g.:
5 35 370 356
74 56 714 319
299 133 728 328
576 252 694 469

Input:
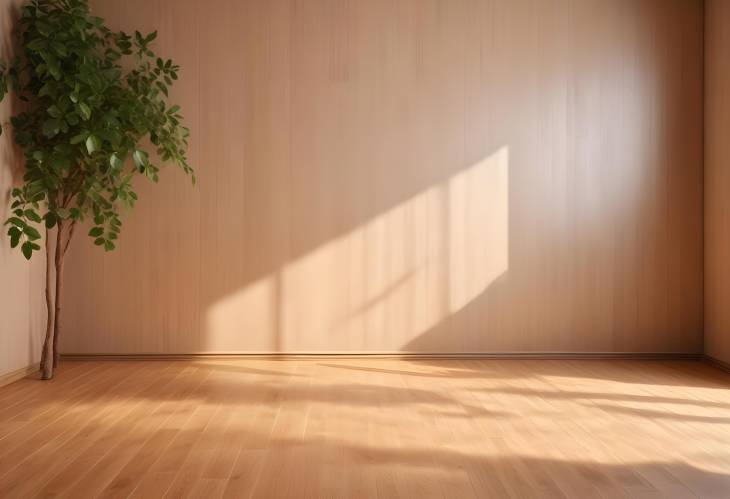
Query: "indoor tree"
0 0 194 379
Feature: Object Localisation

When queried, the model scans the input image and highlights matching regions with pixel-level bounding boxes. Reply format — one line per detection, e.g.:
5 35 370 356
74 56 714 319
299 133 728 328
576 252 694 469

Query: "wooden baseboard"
704 355 730 373
61 352 703 362
0 363 39 388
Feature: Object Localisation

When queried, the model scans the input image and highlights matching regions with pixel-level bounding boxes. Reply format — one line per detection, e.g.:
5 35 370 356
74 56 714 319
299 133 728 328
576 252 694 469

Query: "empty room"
1 0 730 497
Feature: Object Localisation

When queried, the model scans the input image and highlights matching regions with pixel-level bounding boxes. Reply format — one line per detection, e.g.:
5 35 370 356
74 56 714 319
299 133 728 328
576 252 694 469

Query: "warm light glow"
448 146 509 314
205 147 509 350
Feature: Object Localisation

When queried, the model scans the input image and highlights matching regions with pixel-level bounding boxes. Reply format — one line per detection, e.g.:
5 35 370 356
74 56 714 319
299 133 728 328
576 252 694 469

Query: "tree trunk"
52 223 65 370
52 221 75 371
40 227 55 380
38 220 75 380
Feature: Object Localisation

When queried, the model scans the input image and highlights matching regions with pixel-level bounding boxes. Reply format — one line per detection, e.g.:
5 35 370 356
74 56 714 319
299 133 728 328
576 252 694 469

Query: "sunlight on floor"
1 359 728 497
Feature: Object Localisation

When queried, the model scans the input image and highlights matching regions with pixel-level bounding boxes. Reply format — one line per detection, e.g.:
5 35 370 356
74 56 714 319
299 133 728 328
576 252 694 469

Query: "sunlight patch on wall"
281 184 446 351
449 146 509 314
205 147 509 351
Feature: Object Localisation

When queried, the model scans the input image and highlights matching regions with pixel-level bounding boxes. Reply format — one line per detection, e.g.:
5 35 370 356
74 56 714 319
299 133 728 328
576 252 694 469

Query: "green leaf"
5 217 26 228
27 38 46 52
24 209 42 223
156 81 168 96
78 102 91 121
133 149 148 170
89 226 104 237
51 41 68 57
47 104 62 118
44 212 57 229
70 133 88 145
110 153 123 169
21 241 33 260
8 226 21 248
94 237 105 246
49 155 71 171
48 64 61 81
38 82 55 97
37 21 52 37
42 119 61 138
23 225 41 241
104 240 116 251
86 135 100 155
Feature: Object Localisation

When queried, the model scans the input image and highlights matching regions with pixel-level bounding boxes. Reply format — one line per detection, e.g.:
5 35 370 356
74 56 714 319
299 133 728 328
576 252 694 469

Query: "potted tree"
0 0 194 380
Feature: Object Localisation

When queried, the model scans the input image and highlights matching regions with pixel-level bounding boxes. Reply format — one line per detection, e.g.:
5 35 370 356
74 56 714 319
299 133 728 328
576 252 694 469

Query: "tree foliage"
0 0 193 259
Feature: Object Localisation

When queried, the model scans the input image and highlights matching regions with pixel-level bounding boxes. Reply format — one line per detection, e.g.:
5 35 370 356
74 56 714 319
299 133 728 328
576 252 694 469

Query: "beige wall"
0 0 45 378
706 0 730 365
60 0 704 354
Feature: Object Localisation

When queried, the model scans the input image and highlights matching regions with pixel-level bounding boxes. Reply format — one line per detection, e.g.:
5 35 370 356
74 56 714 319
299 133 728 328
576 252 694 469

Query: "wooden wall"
60 0 704 354
0 0 45 379
706 0 730 365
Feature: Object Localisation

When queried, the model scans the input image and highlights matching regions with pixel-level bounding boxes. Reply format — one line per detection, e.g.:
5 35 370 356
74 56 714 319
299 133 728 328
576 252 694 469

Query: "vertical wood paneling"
0 0 45 377
706 0 730 364
60 0 704 354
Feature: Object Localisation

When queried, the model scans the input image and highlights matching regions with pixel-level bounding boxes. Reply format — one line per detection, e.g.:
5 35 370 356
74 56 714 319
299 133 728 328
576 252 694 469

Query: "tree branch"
62 220 76 256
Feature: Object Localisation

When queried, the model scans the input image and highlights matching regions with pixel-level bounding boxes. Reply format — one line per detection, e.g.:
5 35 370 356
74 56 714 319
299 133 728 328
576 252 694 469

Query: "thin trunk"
40 227 55 380
52 221 75 370
52 224 64 369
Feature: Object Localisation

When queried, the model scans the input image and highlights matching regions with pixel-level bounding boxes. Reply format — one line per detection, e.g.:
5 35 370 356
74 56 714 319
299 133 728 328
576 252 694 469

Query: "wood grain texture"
706 0 730 365
60 0 704 354
0 359 729 498
0 0 45 378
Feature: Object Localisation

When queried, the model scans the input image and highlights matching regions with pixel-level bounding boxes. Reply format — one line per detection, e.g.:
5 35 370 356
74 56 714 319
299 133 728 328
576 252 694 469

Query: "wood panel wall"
0 0 45 378
60 0 704 354
706 0 730 365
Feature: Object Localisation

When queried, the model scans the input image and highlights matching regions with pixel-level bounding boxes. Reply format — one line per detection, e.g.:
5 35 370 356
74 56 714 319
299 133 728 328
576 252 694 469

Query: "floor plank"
0 359 728 498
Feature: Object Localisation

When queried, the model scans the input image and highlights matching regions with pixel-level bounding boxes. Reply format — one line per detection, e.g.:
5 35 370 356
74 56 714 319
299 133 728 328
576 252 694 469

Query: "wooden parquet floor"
0 359 729 498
